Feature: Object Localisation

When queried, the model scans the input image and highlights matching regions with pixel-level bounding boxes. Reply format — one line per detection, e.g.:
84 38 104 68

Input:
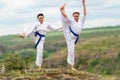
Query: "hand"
60 3 66 11
82 0 85 5
19 33 25 38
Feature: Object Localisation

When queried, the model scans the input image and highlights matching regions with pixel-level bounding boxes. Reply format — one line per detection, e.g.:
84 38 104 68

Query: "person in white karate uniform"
19 13 61 70
60 0 87 71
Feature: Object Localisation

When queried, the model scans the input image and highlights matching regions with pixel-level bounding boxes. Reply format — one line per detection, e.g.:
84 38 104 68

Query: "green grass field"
0 25 120 78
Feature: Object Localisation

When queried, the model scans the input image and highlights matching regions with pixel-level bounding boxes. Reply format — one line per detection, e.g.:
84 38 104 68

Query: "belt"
34 31 45 48
69 27 79 44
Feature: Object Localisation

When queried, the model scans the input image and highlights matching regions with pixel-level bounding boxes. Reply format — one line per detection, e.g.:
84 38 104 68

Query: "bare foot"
39 66 42 70
70 65 77 72
71 67 77 72
36 66 42 71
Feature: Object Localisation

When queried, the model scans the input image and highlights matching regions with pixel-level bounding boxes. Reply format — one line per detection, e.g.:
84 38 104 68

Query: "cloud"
86 18 120 28
0 0 39 9
0 2 4 8
0 0 120 36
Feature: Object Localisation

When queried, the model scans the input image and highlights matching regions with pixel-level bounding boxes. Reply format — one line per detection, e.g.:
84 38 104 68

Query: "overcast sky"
0 0 120 36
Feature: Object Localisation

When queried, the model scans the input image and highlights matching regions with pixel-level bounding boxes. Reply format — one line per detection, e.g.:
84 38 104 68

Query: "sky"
0 0 120 36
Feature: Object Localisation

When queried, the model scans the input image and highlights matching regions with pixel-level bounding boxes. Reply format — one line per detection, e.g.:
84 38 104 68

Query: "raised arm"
82 0 86 16
60 3 67 17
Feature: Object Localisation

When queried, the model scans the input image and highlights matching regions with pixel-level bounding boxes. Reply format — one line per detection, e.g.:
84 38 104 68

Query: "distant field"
0 25 120 57
0 25 120 76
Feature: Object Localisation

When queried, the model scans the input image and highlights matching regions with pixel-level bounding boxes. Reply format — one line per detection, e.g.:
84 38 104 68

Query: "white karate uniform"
61 15 86 65
23 22 61 67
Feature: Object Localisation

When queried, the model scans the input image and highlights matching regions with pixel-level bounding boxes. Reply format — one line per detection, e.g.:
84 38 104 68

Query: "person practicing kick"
19 13 61 70
60 0 87 71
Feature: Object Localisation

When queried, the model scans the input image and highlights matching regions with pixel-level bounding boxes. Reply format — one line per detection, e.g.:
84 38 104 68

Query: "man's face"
37 16 44 23
73 13 79 22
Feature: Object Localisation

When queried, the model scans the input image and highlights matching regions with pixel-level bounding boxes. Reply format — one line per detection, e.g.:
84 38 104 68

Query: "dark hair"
72 12 80 16
37 13 44 18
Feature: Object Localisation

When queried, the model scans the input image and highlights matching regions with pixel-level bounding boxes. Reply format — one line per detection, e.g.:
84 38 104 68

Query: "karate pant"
30 33 45 67
63 30 76 66
36 40 44 67
66 41 75 65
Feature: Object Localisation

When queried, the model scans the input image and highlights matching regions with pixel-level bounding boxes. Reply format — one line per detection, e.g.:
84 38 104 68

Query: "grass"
0 25 120 78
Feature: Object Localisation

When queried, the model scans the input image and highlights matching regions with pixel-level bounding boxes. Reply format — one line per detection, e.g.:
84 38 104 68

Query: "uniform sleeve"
47 23 63 31
81 16 86 26
61 15 72 26
23 24 36 37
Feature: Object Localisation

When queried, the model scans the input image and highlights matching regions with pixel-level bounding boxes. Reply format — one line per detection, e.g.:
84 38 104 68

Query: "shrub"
3 53 32 70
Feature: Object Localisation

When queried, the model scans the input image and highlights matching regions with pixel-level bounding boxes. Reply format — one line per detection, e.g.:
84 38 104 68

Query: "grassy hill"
43 25 120 76
0 31 65 59
0 25 120 79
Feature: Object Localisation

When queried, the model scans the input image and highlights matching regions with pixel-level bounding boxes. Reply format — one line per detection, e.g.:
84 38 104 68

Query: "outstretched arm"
82 0 86 16
47 23 63 31
60 3 67 17
19 25 36 38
